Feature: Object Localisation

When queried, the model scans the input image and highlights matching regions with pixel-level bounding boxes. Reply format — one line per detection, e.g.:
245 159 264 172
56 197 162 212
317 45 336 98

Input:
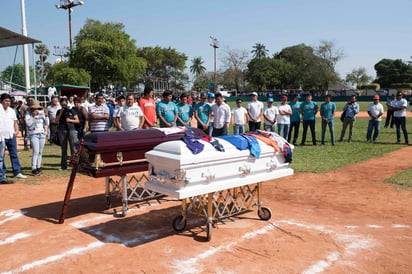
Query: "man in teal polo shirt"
299 94 318 146
288 95 301 146
320 95 336 145
176 93 193 127
194 93 212 133
156 90 178 128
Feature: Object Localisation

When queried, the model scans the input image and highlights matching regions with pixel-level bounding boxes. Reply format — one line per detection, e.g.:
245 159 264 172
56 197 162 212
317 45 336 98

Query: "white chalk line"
2 241 104 274
172 223 277 274
0 210 27 225
171 219 379 274
0 232 31 246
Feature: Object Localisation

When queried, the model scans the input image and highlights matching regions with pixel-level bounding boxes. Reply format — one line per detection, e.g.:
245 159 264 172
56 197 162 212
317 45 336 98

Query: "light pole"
210 36 219 93
55 0 84 50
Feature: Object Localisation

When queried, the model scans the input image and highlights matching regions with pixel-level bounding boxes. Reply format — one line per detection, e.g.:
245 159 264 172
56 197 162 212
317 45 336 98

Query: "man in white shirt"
211 93 231 136
231 98 248 134
277 95 292 139
366 95 384 143
390 91 409 144
263 98 279 132
48 84 57 101
0 93 27 183
247 92 264 131
115 95 144 131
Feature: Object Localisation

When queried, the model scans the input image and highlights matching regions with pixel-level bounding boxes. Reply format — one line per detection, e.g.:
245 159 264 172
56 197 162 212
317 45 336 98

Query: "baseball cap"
373 95 380 100
251 92 258 96
207 92 215 98
294 95 301 99
281 95 288 101
267 97 274 102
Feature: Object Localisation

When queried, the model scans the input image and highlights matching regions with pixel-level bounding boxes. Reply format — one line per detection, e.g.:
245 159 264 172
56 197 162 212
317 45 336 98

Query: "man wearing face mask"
55 98 79 170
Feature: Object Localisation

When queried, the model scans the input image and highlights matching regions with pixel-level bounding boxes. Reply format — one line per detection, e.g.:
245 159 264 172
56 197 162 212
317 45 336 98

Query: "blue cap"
207 92 215 98
267 97 274 102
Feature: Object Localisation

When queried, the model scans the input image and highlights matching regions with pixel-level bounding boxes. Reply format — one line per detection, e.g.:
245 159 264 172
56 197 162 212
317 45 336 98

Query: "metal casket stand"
172 183 272 241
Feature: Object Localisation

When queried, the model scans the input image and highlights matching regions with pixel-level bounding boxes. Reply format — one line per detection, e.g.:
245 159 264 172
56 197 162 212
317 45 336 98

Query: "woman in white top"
25 100 49 176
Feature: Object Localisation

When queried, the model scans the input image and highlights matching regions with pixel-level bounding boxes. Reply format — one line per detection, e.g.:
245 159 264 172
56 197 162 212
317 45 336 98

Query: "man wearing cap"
263 98 278 132
277 95 292 139
299 94 318 146
390 92 409 144
288 95 302 145
247 92 264 131
207 92 216 135
194 93 212 134
366 95 384 143
320 95 336 145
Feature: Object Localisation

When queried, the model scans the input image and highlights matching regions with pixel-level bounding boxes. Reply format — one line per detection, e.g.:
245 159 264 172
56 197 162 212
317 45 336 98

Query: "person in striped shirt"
88 93 110 133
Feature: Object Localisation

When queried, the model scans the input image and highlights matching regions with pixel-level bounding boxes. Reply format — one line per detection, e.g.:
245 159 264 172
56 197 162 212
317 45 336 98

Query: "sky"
1 0 411 82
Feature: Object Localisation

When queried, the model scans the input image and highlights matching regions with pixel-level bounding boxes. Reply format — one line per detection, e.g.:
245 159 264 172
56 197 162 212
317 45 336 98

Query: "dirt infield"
0 141 411 273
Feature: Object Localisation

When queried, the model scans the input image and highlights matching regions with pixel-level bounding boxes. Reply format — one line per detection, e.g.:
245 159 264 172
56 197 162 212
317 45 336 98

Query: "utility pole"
20 0 30 93
210 36 219 93
55 0 84 50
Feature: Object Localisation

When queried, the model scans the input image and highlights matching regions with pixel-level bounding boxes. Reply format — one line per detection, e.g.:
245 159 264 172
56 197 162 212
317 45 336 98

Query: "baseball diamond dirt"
0 113 411 273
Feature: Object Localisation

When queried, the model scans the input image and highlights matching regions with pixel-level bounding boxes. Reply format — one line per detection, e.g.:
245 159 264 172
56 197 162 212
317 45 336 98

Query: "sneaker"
32 169 40 176
0 179 15 184
36 168 42 174
14 173 27 179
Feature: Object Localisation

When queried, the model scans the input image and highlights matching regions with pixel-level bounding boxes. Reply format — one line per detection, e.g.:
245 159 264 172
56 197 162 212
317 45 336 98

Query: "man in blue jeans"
0 93 27 182
320 95 336 145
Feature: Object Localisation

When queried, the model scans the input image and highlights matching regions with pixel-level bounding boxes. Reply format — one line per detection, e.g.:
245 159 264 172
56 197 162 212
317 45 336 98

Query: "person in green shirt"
320 95 336 145
299 94 318 146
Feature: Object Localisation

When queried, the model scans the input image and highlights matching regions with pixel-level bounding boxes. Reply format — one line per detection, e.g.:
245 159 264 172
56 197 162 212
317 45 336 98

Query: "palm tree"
34 44 50 85
251 43 269 59
190 56 206 79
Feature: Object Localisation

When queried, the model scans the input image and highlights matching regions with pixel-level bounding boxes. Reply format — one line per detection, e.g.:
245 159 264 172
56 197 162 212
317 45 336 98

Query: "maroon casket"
78 127 206 178
59 127 205 223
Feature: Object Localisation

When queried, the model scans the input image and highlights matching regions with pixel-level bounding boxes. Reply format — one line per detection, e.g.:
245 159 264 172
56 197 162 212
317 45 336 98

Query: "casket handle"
267 159 278 171
116 152 123 166
239 165 251 175
202 170 215 182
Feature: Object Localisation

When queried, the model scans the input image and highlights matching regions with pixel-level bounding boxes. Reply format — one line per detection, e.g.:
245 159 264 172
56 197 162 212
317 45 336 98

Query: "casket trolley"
144 137 294 241
59 128 205 223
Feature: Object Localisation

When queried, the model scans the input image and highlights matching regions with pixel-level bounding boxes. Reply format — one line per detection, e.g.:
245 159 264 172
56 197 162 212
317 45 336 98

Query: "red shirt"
138 97 156 127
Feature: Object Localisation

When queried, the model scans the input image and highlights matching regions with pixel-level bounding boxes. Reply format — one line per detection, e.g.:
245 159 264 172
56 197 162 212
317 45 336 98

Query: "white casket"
144 137 294 199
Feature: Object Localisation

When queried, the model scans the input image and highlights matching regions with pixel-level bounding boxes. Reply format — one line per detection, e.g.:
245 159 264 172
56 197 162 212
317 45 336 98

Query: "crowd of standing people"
0 88 410 184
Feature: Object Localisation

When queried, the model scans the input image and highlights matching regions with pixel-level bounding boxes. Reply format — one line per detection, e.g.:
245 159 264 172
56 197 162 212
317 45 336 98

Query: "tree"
190 56 206 79
34 44 51 86
136 46 188 91
345 67 372 88
46 62 90 86
315 40 344 70
70 19 146 91
374 58 412 88
1 64 34 91
222 48 250 93
251 43 269 59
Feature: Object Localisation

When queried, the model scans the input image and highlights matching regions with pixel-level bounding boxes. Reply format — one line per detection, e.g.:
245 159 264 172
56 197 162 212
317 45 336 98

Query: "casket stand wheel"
172 215 187 232
258 207 272 220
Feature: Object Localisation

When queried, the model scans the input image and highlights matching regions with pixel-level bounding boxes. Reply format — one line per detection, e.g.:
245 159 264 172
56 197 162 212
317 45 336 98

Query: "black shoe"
36 168 42 174
32 169 40 176
0 179 15 184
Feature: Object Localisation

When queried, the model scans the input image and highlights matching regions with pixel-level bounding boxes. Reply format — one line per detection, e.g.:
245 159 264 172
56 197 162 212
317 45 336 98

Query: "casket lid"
146 138 275 164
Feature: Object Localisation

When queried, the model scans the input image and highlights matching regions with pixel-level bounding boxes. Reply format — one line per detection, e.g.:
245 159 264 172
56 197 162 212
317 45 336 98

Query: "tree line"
2 19 412 94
